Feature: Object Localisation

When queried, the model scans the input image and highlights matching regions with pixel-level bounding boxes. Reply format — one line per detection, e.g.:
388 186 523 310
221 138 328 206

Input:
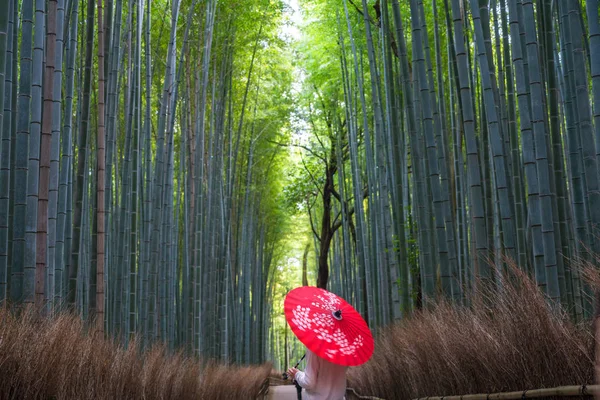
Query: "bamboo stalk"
55 0 78 306
46 0 66 309
24 0 46 306
11 0 35 303
68 0 95 307
445 0 491 286
36 0 58 309
343 0 374 326
338 18 369 322
0 0 12 303
95 0 106 333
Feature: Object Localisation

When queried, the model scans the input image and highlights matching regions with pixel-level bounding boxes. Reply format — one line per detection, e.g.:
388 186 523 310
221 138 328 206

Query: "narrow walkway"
266 385 303 399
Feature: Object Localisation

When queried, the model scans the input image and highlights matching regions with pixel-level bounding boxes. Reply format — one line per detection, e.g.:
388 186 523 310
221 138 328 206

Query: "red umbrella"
284 286 374 366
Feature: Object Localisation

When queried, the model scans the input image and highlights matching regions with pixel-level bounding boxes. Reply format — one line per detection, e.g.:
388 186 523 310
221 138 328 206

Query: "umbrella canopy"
284 286 374 366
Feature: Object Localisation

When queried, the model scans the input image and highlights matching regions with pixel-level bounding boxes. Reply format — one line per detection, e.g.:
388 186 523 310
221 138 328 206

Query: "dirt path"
266 385 303 399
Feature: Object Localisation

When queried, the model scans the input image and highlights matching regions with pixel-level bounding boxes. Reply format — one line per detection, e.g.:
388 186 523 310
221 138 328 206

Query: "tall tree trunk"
317 161 336 290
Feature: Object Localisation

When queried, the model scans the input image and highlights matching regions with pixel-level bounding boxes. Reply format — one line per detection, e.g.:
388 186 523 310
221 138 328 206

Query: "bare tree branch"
267 139 328 163
332 186 368 232
348 0 377 25
307 102 329 164
331 187 342 203
301 154 325 198
307 197 322 242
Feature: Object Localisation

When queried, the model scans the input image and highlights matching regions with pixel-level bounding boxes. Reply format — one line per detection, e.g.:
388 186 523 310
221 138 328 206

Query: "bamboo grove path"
266 385 300 400
263 377 384 400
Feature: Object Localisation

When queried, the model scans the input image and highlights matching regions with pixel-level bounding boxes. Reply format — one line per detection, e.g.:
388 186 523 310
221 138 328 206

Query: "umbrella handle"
294 353 306 369
282 353 307 380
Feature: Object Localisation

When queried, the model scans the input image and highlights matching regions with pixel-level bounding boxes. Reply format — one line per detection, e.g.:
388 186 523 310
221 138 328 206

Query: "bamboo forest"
1 0 600 398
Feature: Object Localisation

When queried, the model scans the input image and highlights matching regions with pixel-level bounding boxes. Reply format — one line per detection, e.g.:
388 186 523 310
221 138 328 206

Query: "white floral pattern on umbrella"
285 286 374 366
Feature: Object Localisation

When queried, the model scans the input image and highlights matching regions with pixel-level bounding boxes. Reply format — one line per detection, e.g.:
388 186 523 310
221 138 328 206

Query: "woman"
286 349 348 400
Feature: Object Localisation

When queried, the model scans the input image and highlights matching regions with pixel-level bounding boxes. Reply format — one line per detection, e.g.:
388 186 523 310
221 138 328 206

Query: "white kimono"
294 350 348 400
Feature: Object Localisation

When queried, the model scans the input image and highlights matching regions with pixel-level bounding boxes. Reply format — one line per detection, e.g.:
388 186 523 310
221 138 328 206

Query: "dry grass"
0 308 271 400
347 270 594 400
